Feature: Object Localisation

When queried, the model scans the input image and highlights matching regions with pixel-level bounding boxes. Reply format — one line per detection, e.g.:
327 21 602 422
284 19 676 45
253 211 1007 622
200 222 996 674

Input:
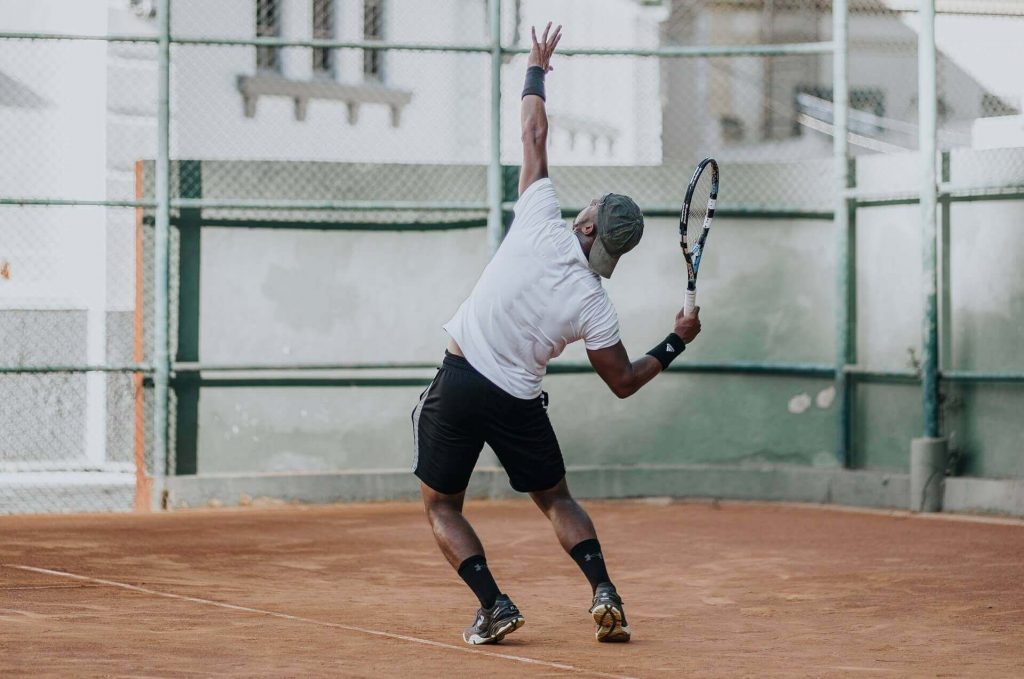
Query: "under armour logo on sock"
584 553 603 562
474 563 484 572
665 343 675 352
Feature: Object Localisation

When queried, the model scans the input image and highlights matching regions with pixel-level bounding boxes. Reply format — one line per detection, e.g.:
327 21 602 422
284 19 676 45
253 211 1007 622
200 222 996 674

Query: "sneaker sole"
591 603 631 643
464 615 525 645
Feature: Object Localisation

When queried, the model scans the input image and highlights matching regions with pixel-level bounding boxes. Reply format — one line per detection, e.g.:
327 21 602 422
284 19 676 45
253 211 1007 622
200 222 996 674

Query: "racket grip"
684 289 697 316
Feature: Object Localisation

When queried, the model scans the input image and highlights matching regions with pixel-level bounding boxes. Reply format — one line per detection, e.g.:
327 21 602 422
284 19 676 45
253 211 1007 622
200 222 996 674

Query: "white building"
659 0 1024 163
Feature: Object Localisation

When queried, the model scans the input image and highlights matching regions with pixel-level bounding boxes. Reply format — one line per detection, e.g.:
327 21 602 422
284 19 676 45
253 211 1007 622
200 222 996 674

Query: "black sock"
569 538 613 593
457 555 500 609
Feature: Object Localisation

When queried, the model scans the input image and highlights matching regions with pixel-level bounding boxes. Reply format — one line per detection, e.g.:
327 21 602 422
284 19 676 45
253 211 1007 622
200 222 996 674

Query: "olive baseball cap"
590 193 644 278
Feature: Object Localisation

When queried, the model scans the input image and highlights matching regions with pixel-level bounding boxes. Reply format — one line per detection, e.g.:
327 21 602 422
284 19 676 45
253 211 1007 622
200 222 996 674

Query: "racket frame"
679 157 719 315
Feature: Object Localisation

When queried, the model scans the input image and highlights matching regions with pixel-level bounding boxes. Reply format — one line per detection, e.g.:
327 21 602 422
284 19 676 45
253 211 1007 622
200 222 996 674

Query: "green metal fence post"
173 160 202 476
910 0 947 513
487 0 503 255
838 157 857 466
152 0 172 510
939 151 952 371
833 0 852 467
919 0 940 439
502 164 520 233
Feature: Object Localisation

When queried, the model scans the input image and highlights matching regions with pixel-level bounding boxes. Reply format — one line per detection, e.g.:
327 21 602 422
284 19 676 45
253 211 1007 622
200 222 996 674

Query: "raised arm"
519 23 561 197
587 307 702 399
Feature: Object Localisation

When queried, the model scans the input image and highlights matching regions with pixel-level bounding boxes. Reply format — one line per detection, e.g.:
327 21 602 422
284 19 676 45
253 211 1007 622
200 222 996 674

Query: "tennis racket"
679 157 719 316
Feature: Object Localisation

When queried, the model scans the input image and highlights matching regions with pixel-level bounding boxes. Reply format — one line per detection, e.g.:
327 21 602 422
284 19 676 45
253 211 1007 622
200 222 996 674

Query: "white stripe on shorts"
411 375 439 472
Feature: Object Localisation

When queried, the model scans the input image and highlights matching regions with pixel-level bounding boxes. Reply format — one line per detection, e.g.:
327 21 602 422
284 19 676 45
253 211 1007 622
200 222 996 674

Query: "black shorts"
411 352 565 495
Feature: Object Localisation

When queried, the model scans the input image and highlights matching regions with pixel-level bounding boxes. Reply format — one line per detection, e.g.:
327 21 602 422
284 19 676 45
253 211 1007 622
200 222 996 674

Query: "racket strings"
685 171 714 252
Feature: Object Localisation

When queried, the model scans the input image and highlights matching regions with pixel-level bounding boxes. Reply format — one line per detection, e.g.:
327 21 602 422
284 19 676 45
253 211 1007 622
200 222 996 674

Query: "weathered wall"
185 152 1023 490
194 211 841 476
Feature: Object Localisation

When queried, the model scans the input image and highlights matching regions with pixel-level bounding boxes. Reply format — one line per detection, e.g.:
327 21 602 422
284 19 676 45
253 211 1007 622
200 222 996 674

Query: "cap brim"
589 236 619 279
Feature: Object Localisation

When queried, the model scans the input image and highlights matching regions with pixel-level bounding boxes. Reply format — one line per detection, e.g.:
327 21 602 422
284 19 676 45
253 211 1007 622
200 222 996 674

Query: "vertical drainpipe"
832 0 851 467
910 0 946 513
487 0 503 255
152 0 172 510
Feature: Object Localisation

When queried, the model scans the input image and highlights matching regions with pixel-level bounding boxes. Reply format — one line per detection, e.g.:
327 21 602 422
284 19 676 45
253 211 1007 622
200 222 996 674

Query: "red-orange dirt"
2 500 1023 678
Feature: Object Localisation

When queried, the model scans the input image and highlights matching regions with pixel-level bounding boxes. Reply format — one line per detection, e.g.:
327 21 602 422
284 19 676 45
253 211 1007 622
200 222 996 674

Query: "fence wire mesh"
1 0 1021 512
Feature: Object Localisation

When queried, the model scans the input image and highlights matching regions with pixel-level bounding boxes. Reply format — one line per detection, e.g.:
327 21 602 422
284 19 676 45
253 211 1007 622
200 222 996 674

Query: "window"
256 0 281 73
312 0 334 77
363 0 385 82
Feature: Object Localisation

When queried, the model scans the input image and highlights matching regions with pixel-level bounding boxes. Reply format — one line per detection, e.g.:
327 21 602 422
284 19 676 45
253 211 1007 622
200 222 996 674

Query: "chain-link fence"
1 4 160 513
2 0 1022 513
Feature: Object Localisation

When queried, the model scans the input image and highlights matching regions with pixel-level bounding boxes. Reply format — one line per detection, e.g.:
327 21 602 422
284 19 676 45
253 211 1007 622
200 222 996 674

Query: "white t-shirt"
444 178 620 399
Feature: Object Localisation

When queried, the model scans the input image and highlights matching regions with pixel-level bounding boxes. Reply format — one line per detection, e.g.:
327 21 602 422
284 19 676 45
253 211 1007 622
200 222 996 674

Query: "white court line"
6 564 636 679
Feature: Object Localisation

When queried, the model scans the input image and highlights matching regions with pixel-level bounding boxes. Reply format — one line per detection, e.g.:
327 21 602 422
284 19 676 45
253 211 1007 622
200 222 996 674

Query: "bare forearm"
613 355 662 399
521 95 548 141
519 93 548 194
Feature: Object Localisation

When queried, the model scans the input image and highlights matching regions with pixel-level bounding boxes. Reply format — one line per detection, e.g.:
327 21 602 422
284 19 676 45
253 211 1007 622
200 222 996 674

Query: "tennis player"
412 23 702 645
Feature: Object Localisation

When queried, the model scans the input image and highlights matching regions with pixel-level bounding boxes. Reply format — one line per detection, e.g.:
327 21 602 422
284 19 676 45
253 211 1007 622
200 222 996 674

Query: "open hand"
528 22 562 73
674 306 701 344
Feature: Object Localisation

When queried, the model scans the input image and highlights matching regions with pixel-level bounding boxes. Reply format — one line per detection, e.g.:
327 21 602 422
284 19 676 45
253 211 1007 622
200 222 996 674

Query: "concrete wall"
191 173 839 476
163 150 1024 517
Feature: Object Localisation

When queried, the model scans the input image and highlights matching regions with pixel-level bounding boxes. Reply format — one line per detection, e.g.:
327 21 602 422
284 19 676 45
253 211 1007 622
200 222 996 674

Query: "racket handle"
684 289 697 316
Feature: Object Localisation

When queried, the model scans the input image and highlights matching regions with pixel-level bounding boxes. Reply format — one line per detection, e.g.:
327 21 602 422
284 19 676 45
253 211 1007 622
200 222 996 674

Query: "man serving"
412 23 702 645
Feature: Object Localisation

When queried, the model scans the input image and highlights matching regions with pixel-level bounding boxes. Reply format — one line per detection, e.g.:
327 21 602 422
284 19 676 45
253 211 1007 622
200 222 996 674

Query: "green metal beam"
152 0 171 510
172 362 439 372
844 367 920 383
6 362 1021 384
833 0 852 468
940 371 1024 383
487 361 833 377
189 376 435 389
919 0 940 439
939 153 953 371
0 31 159 43
0 365 153 374
173 160 202 477
500 42 837 57
170 199 488 211
0 198 156 208
486 0 503 254
848 184 1024 208
161 217 488 232
551 205 834 221
0 32 835 58
6 186 1021 214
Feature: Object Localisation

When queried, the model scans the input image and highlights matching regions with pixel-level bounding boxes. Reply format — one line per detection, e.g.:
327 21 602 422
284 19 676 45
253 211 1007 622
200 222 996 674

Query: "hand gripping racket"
680 158 719 316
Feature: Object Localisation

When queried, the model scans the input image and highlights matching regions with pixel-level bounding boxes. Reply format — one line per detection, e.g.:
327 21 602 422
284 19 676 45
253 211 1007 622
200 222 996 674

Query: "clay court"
3 499 1023 678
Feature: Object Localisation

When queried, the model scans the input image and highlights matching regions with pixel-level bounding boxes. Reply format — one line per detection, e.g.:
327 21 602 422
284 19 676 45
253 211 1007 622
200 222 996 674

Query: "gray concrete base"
166 464 911 511
943 477 1024 516
910 437 947 512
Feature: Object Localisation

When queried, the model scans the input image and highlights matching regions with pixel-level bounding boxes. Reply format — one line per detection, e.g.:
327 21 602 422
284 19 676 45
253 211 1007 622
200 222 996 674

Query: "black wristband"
522 65 546 101
646 333 685 370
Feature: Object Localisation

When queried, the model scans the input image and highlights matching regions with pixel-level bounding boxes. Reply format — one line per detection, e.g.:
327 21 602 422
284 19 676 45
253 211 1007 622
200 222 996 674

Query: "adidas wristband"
646 333 685 370
522 65 546 100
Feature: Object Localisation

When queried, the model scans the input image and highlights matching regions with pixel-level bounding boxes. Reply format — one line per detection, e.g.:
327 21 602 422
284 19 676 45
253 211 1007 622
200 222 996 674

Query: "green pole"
152 0 171 510
487 0 503 254
833 0 852 467
919 0 940 437
939 152 952 371
173 160 202 476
